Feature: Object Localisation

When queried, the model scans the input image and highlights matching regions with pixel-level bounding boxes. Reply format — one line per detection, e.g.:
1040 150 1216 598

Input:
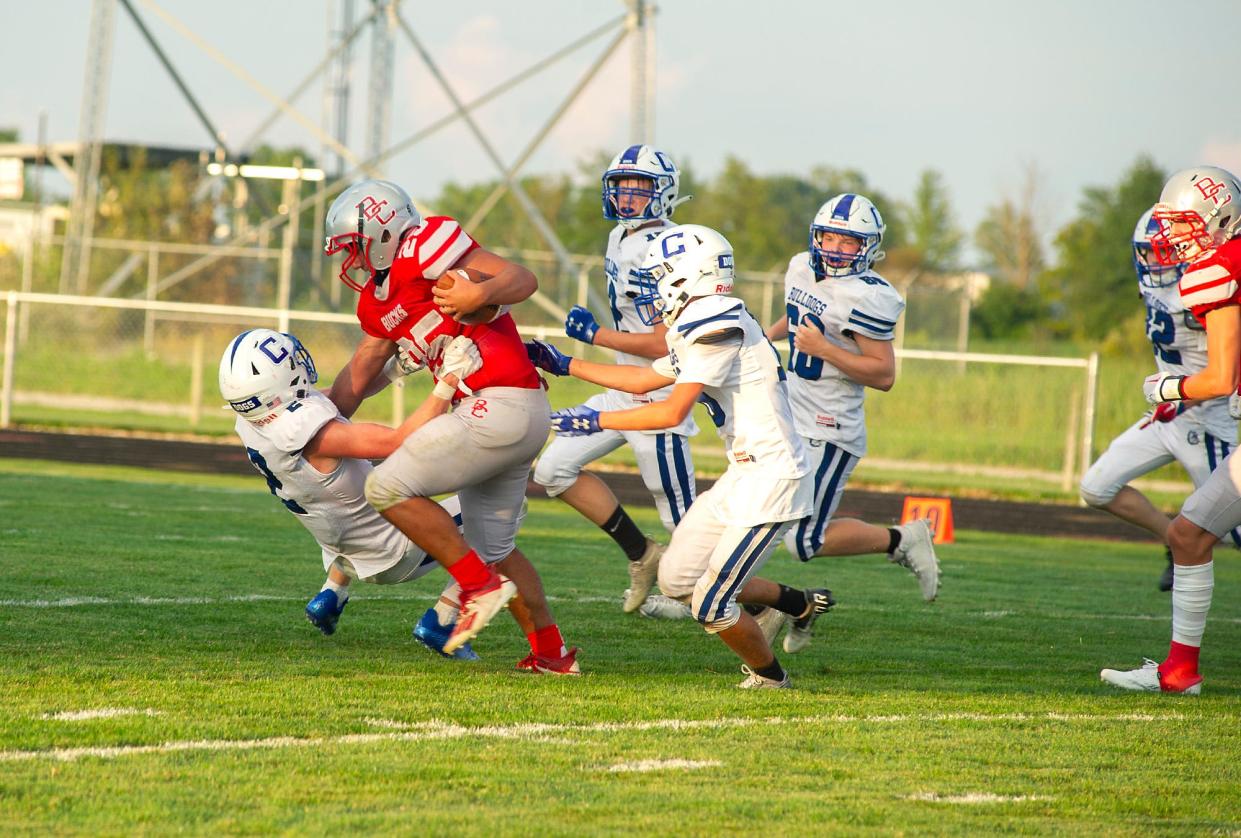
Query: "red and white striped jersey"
1179 238 1241 327
355 216 541 394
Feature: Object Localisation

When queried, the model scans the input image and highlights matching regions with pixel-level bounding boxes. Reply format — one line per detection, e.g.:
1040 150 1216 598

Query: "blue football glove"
564 306 600 345
525 340 574 377
550 405 602 436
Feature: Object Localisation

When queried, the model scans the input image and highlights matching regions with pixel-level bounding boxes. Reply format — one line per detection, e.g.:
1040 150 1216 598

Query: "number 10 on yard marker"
900 496 954 544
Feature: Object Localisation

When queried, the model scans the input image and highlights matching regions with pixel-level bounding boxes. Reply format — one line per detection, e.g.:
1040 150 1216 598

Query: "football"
435 268 501 325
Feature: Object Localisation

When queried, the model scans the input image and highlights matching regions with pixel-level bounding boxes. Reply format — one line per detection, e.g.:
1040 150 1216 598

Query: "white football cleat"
623 540 664 613
444 575 517 654
638 594 692 620
738 665 791 689
752 607 788 648
1100 658 1202 695
890 518 940 602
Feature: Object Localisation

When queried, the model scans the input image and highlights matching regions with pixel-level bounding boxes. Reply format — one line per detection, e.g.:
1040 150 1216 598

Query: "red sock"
534 624 566 658
525 632 538 654
446 550 492 591
1159 641 1201 685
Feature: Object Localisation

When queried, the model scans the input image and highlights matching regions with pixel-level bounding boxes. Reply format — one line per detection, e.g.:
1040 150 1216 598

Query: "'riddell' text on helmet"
324 180 422 291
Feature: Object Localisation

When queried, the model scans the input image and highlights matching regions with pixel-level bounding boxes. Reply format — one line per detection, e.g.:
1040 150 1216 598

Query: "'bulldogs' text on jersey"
781 252 904 457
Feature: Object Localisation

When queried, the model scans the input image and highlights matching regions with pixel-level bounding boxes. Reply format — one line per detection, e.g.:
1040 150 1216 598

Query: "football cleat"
444 574 517 654
889 518 941 601
752 606 788 648
623 540 664 612
1100 658 1201 695
412 608 479 661
515 652 538 672
738 665 791 689
639 593 693 620
783 588 836 654
515 647 582 675
1159 547 1174 593
305 589 347 636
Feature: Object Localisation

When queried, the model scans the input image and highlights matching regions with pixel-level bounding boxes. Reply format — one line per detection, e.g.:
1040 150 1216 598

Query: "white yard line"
1 712 1189 764
907 792 1051 804
4 594 1238 626
604 758 721 773
40 708 162 722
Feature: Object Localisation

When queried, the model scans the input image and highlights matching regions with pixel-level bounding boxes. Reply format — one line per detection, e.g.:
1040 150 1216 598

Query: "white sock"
322 579 350 601
1171 561 1213 647
434 582 462 625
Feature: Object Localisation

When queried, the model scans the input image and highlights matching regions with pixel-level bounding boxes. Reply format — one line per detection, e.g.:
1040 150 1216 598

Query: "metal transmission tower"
627 0 654 144
366 0 395 179
62 0 117 293
327 0 357 178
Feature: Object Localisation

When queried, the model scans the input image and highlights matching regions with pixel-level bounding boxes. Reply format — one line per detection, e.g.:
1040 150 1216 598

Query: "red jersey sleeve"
1180 239 1241 325
395 216 479 280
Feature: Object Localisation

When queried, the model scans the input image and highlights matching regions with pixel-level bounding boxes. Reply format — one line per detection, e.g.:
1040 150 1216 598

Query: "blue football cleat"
413 608 479 661
305 589 347 636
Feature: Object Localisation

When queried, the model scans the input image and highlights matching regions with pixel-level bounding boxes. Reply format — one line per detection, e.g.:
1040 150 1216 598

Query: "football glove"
1231 390 1241 421
525 340 574 376
432 336 481 399
1143 372 1187 404
564 305 600 345
1139 401 1185 429
550 405 602 436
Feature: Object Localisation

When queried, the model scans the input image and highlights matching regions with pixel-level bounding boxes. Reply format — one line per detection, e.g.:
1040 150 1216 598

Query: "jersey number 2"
246 447 308 515
1145 305 1183 365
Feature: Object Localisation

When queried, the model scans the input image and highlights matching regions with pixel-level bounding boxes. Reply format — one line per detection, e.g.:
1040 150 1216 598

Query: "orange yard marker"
900 496 954 544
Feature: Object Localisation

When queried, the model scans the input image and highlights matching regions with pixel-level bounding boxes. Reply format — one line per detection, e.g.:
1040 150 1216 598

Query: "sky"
4 0 1241 265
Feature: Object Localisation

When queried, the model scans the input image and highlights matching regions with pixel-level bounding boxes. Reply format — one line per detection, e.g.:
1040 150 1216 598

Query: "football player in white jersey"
533 145 697 614
528 226 835 689
757 194 940 649
220 329 565 671
1080 207 1238 591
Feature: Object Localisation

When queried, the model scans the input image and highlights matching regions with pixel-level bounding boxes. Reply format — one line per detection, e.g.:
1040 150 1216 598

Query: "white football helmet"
1133 206 1183 288
1150 166 1241 265
219 329 318 422
633 225 735 327
601 144 682 230
324 180 422 291
809 193 885 278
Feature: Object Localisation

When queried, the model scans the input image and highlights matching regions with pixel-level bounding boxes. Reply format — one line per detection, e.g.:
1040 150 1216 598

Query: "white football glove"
1230 390 1241 421
432 335 482 399
1143 371 1187 404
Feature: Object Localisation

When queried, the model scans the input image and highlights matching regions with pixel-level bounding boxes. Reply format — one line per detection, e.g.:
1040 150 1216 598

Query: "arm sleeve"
674 340 738 387
845 283 905 341
409 217 479 279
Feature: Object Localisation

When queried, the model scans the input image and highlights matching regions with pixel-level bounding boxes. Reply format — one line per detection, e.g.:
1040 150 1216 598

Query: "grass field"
2 458 1240 834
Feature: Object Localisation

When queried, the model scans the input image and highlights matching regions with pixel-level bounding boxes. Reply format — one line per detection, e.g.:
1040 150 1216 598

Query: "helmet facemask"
604 175 664 230
324 232 380 292
1150 208 1215 267
810 227 875 278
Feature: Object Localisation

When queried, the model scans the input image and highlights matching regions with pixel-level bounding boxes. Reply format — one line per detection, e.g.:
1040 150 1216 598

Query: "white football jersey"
604 220 696 436
1140 282 1234 438
653 296 808 481
781 252 905 457
233 390 411 574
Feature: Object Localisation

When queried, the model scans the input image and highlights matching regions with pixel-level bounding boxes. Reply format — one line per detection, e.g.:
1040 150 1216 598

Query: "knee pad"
532 454 580 498
364 466 408 513
689 588 741 634
1078 479 1116 509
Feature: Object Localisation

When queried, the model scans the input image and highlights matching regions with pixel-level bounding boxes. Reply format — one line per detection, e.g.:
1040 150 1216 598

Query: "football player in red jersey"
323 180 577 673
1102 165 1241 695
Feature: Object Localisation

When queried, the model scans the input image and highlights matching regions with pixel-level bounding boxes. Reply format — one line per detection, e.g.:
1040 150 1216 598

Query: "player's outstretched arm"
599 382 704 431
795 324 895 391
434 248 537 316
526 340 673 393
565 305 670 359
329 334 398 418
